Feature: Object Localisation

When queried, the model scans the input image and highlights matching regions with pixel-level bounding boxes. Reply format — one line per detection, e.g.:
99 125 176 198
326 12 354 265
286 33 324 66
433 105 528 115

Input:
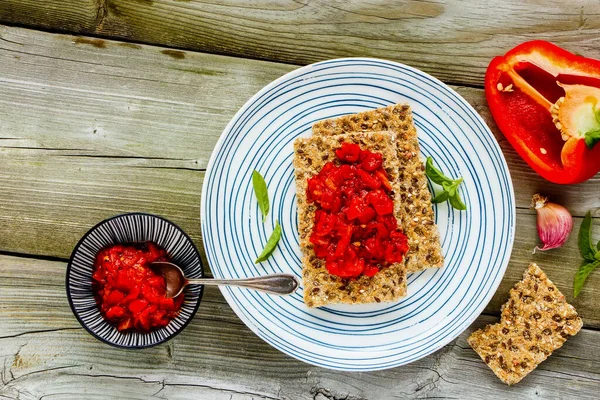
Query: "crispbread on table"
293 131 406 308
312 104 443 273
468 263 582 385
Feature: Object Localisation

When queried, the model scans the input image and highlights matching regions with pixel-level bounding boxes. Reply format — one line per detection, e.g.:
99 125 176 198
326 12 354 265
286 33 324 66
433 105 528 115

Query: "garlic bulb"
532 194 573 253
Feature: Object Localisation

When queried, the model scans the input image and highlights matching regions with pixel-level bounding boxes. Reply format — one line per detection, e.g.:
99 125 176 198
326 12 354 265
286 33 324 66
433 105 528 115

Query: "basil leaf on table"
574 260 600 297
252 170 269 222
425 156 467 211
574 210 600 297
578 211 596 262
255 221 282 263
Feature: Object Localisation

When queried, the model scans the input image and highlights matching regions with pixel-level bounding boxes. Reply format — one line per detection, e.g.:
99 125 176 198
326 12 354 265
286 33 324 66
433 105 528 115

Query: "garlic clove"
532 193 573 253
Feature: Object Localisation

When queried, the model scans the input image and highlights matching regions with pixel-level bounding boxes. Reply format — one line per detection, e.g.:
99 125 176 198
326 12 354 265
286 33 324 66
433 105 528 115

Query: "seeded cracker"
312 104 443 272
294 131 406 307
468 263 582 385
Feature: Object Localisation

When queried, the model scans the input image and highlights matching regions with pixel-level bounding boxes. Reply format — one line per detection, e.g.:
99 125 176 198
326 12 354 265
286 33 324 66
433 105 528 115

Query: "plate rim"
201 57 516 371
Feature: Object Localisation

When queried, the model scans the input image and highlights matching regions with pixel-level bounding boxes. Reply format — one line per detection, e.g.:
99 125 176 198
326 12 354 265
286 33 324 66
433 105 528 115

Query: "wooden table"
1 1 599 398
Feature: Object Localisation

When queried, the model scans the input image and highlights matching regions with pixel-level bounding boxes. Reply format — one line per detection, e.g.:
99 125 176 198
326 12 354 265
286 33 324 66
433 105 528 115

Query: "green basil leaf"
426 156 466 211
447 186 457 200
449 191 467 211
578 211 596 262
252 170 269 222
425 157 452 185
255 221 282 263
597 240 600 251
584 129 600 149
441 181 467 211
442 181 454 193
574 260 600 297
431 191 449 203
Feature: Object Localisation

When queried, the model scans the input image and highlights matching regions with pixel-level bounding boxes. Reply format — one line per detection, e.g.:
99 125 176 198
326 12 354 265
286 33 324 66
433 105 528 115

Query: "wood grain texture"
2 1 600 87
0 23 294 265
0 19 599 398
0 24 598 217
1 25 600 326
0 155 210 269
1 255 600 400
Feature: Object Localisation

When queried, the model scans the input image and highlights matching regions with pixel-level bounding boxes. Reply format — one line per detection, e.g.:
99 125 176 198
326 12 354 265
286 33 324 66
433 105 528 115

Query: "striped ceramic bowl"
66 213 204 348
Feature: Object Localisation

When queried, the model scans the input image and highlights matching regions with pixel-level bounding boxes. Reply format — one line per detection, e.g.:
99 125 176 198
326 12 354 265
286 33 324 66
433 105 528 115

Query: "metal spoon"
149 261 300 298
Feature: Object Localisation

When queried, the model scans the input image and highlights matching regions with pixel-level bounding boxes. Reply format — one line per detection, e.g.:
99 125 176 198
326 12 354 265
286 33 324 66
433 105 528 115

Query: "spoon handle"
186 273 299 295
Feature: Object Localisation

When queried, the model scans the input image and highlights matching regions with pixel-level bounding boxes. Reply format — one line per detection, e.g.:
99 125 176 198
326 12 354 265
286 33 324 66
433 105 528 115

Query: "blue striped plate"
201 58 515 371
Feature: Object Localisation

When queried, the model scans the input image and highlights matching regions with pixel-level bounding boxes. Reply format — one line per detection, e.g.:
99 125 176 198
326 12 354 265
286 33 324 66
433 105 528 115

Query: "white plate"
201 58 515 371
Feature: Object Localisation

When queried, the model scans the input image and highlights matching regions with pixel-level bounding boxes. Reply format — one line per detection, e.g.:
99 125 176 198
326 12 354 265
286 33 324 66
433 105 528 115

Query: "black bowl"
66 213 203 348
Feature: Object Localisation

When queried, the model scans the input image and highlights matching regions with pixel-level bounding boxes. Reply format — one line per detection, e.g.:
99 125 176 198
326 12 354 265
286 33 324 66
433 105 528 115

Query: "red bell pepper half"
485 40 600 184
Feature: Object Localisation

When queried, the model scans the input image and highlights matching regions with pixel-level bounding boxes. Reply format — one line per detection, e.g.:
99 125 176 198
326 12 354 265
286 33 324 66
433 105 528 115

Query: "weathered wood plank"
1 255 599 400
0 154 209 269
1 25 600 326
1 24 598 216
2 1 600 87
0 24 294 166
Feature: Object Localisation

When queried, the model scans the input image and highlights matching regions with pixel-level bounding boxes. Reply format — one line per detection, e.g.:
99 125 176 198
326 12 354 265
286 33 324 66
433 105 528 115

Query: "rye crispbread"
293 131 407 307
312 104 443 273
468 263 582 385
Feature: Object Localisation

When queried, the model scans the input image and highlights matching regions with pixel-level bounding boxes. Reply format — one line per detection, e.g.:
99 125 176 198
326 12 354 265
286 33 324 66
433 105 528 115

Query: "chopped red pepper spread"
92 243 184 332
307 143 409 279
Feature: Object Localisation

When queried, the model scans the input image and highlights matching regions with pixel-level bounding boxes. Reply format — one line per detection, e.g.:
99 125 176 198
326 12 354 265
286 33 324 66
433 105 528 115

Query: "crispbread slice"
312 104 443 273
468 263 582 385
294 131 406 307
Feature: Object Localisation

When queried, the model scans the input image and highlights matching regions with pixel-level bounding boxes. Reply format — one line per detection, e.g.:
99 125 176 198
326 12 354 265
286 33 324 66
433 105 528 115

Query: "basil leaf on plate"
431 191 449 204
574 260 600 297
252 170 269 222
442 181 455 194
425 156 451 185
448 190 467 211
426 157 466 211
255 221 282 263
